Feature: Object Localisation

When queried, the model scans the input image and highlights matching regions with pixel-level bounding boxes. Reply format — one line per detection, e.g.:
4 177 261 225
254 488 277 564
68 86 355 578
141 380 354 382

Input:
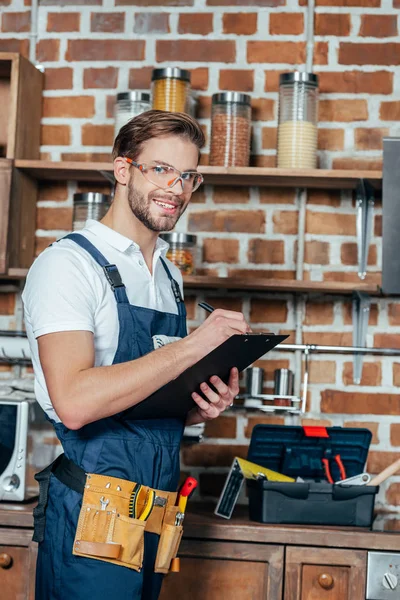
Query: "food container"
152 68 191 114
209 92 251 167
161 233 197 275
73 193 111 231
114 92 151 137
277 72 319 169
244 367 264 408
273 368 294 407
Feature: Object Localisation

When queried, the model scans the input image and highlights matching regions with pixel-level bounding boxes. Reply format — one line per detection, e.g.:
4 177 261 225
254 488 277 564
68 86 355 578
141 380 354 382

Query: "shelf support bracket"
356 179 375 280
352 291 371 384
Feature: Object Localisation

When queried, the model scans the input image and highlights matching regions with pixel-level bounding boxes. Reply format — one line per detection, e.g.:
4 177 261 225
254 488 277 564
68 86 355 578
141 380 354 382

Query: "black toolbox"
247 424 379 528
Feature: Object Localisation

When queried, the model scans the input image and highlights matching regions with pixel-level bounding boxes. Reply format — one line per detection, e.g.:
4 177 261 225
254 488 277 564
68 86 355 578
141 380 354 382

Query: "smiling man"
22 110 251 600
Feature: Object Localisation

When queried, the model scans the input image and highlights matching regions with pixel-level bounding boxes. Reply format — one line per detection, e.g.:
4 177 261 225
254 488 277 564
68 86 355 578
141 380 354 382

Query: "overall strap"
63 233 129 304
160 257 186 318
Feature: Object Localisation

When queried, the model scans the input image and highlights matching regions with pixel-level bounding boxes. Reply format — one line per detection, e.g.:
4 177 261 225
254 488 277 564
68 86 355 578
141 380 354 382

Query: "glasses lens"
142 163 202 192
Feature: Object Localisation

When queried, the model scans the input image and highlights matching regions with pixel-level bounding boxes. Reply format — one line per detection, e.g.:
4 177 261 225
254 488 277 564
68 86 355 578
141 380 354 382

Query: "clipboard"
125 333 288 420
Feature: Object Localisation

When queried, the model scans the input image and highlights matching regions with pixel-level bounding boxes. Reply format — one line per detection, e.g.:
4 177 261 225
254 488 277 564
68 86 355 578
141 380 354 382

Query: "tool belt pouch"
154 506 183 574
72 473 146 572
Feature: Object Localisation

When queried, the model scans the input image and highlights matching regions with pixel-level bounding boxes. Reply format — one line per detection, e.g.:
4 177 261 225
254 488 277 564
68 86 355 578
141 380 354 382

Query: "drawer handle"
0 553 12 569
318 573 334 589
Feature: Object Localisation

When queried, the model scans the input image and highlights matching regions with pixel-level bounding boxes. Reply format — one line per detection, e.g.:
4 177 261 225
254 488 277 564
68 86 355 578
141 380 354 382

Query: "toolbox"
246 425 378 528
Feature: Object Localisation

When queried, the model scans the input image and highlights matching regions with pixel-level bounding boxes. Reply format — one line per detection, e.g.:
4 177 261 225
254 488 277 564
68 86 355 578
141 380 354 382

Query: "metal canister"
73 193 111 231
209 92 252 167
246 367 264 397
151 68 191 113
273 368 294 406
161 232 197 275
114 91 151 137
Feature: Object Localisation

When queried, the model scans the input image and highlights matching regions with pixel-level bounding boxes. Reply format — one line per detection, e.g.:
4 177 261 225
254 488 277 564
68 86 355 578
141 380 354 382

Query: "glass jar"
114 92 151 137
277 72 319 169
161 233 197 275
152 68 191 114
209 92 252 167
73 193 111 231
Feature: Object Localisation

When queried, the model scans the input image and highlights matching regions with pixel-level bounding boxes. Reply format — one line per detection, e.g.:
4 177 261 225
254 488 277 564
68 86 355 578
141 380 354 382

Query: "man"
23 110 251 599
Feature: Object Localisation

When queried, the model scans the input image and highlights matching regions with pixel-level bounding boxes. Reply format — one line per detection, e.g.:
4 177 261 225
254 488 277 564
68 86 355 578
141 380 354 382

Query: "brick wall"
1 0 400 520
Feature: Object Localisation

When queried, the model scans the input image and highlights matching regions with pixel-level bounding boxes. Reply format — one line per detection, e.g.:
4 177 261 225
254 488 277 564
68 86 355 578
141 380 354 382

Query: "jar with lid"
277 72 319 169
114 92 151 138
209 92 252 167
73 193 111 231
152 68 191 114
160 233 197 275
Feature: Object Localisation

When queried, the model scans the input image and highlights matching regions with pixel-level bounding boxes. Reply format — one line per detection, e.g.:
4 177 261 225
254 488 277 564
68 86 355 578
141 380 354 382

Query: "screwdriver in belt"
175 476 198 526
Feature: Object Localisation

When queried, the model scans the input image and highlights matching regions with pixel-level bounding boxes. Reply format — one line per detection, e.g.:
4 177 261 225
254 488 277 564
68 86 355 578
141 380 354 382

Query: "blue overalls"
35 233 187 600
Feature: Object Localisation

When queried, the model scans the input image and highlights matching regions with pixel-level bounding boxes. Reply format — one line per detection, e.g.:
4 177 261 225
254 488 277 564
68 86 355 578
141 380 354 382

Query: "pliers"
322 454 347 483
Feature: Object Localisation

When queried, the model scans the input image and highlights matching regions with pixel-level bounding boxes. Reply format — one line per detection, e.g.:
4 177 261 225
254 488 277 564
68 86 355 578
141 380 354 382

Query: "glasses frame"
124 157 204 193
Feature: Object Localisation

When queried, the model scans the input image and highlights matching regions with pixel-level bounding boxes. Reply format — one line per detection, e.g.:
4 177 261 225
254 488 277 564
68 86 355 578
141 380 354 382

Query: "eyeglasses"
124 158 204 193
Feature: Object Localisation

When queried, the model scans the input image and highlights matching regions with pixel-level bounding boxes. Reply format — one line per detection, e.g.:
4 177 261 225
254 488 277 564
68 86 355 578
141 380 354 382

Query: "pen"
198 302 215 313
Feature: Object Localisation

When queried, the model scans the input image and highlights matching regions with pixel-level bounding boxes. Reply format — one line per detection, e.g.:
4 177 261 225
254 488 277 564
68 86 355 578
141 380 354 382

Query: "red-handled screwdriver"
177 476 198 513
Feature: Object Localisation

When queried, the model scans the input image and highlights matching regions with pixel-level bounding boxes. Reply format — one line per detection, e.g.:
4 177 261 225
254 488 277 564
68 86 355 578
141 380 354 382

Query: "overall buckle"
103 264 124 290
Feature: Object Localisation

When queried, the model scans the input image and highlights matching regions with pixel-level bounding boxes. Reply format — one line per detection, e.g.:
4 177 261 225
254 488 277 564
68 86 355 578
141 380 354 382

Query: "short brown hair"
112 109 205 162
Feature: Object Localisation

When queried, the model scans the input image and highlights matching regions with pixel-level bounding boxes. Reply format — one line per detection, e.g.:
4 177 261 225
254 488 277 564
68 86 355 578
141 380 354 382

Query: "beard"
127 183 186 232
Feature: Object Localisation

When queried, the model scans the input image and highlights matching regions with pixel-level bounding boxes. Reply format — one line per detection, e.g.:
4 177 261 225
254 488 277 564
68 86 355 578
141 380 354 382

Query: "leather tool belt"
33 454 183 573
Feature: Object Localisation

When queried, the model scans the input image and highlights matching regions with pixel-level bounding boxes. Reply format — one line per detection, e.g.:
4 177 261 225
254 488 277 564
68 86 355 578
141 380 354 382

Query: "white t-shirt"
22 220 183 423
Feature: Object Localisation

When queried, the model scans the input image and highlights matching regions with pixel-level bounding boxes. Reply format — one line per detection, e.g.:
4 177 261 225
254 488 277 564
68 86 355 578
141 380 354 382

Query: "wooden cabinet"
285 547 366 600
160 540 283 599
0 528 37 600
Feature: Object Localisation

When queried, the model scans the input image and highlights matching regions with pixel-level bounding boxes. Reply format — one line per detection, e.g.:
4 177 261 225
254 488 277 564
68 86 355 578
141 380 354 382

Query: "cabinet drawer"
0 545 29 600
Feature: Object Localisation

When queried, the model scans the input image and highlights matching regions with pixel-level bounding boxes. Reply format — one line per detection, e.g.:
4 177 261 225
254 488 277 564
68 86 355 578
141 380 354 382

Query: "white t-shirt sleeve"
22 246 99 339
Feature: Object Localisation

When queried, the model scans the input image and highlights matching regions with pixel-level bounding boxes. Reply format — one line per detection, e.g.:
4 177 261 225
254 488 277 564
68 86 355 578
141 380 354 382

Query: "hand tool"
138 489 155 521
322 454 347 483
129 483 142 519
177 476 198 514
99 496 110 510
335 472 372 486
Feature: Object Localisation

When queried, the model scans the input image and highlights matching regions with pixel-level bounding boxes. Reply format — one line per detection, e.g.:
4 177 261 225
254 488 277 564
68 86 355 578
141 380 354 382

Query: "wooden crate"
0 52 43 159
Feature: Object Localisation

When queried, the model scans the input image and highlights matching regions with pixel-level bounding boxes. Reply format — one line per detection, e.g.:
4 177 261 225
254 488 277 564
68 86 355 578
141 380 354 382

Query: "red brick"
319 99 368 122
303 332 352 346
341 242 377 266
273 210 298 234
251 155 277 168
191 67 209 91
250 299 288 323
219 69 254 92
388 304 400 326
344 421 379 444
374 333 400 349
61 152 111 162
129 67 154 90
390 423 400 446
322 391 400 415
208 0 284 5
305 302 334 325
2 11 31 32
302 418 332 427
315 13 351 36
134 13 169 33
0 39 29 56
204 297 243 313
116 0 192 5
342 302 378 326
222 12 257 35
386 483 400 507
0 294 16 315
181 444 247 467
38 183 69 201
90 12 125 32
367 452 400 476
340 43 400 66
260 188 296 204
188 210 265 233
360 15 397 38
37 207 73 231
178 13 213 34
300 0 380 5
36 39 60 62
354 127 389 151
318 70 393 95
308 189 341 207
43 96 95 118
264 70 284 92
44 67 73 90
35 236 57 256
41 125 71 146
332 157 382 170
318 128 344 151
343 362 382 386
261 127 277 150
47 12 80 32
213 187 249 203
306 211 356 235
67 40 144 61
156 40 235 63
248 41 305 64
380 101 400 120
304 241 330 265
269 13 303 35
248 239 284 264
82 124 114 146
252 99 275 121
84 67 118 89
244 416 285 438
375 214 382 237
203 416 237 439
203 238 239 263
306 361 336 384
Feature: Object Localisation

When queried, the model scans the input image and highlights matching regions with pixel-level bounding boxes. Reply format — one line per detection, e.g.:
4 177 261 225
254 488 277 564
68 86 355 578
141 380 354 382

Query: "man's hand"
186 367 239 426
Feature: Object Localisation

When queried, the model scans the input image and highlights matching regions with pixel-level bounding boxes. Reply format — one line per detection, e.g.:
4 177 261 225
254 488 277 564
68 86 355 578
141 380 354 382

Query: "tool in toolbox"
335 472 371 486
129 484 156 521
336 457 400 488
322 454 347 484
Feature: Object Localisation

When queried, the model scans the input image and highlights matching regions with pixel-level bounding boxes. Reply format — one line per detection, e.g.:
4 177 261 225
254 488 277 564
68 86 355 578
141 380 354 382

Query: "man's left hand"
186 367 239 426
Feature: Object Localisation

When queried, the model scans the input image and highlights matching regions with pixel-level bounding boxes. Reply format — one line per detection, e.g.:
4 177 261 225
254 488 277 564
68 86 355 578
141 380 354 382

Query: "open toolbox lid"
247 425 372 482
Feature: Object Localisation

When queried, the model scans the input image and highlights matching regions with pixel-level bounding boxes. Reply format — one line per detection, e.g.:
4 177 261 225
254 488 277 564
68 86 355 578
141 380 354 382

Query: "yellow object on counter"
152 67 191 114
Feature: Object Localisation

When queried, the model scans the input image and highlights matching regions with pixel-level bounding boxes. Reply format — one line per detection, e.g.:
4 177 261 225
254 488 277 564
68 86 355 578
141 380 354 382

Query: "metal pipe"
279 343 400 356
305 0 315 73
29 0 39 64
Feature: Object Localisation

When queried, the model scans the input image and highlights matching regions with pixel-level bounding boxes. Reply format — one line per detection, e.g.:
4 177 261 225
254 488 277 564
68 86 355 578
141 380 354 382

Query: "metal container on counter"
277 72 319 169
160 232 197 275
209 92 252 167
273 368 294 407
114 92 151 137
73 193 111 231
244 367 264 408
152 68 191 114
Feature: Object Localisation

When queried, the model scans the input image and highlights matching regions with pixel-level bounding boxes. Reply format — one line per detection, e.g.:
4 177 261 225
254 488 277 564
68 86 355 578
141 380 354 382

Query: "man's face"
127 135 199 232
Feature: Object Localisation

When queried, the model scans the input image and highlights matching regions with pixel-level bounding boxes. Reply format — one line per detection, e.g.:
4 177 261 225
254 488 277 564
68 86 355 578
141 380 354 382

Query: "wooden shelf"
183 276 381 296
14 160 382 190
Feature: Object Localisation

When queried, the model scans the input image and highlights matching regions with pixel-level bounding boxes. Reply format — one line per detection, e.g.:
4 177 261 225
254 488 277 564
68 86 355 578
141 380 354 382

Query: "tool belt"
33 454 183 574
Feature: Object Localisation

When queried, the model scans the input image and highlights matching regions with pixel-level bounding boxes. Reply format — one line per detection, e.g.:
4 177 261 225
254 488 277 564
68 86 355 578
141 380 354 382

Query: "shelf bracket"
352 291 371 384
356 179 375 280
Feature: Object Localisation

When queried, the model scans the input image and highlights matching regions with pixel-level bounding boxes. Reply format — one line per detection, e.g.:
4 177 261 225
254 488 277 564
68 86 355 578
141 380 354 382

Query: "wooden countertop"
1 500 399 552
